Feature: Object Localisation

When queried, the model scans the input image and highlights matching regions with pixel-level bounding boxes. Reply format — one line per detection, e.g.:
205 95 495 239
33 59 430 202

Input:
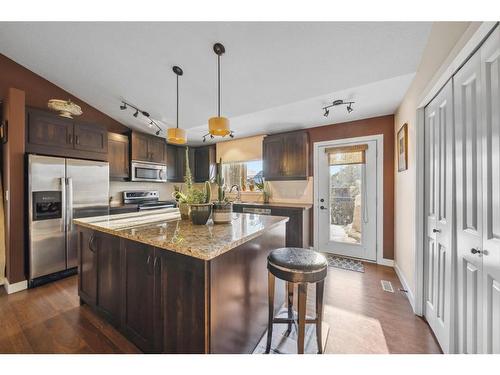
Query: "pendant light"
167 66 187 144
206 42 233 141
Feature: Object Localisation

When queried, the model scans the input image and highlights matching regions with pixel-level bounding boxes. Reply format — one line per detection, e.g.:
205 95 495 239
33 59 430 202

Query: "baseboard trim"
377 258 394 267
4 278 28 294
394 262 416 314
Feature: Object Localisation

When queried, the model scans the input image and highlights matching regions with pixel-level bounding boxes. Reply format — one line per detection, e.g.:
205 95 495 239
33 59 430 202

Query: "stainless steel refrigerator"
28 154 109 286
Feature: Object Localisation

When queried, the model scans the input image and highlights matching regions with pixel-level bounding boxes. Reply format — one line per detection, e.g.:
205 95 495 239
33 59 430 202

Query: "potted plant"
188 181 213 225
255 179 271 204
171 147 194 219
212 158 233 224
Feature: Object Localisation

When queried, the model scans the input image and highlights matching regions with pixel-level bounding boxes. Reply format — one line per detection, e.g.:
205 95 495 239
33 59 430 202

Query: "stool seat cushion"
268 248 327 273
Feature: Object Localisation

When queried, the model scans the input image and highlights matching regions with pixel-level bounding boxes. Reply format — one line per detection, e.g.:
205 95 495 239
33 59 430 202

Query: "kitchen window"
222 160 263 191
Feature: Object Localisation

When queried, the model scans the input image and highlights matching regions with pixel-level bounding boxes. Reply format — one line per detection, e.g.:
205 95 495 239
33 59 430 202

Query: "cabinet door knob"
471 248 482 255
432 228 441 233
320 205 327 210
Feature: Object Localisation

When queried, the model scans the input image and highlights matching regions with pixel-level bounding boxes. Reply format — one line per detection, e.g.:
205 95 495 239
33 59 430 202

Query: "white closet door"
455 51 484 354
424 79 455 353
480 25 500 354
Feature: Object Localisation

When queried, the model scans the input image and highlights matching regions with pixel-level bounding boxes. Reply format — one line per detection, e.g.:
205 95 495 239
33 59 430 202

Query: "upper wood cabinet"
167 145 186 182
108 132 130 180
193 145 216 182
131 131 167 164
263 131 309 180
26 107 108 161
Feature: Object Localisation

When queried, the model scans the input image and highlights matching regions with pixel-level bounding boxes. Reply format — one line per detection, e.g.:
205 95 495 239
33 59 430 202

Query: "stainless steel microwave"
131 161 167 182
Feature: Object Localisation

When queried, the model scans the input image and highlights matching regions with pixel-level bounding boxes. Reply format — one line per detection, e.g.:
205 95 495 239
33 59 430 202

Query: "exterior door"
317 139 378 261
480 25 500 354
424 79 455 353
455 50 484 354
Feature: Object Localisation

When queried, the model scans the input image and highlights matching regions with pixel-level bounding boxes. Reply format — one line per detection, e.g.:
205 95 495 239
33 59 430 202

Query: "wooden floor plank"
0 262 441 354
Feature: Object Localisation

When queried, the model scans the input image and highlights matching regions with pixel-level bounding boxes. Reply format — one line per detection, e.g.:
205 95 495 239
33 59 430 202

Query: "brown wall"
307 114 395 260
0 53 127 134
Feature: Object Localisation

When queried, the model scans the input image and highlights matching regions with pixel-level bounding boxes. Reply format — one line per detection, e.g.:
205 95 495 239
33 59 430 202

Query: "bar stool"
265 248 328 354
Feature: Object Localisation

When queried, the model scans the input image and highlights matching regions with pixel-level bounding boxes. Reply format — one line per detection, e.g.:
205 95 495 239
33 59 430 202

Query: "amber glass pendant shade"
208 116 230 136
167 127 187 144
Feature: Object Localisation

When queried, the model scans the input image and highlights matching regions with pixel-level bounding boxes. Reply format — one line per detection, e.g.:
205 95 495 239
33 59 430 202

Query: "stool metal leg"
315 280 325 354
265 271 275 353
297 283 307 354
285 282 294 335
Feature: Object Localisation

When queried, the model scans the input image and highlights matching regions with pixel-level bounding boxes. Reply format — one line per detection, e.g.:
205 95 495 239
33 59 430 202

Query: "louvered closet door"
424 79 455 353
455 51 484 354
480 25 500 354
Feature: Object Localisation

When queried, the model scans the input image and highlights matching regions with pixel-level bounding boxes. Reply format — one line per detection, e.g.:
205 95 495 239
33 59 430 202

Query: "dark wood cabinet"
193 144 216 182
73 123 107 153
95 232 122 326
26 107 108 161
27 109 74 149
131 131 167 164
78 228 98 305
263 131 309 180
167 145 186 182
122 239 160 353
108 132 130 180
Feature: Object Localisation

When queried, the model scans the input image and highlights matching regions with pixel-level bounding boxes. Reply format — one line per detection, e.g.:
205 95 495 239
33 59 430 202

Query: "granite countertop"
233 202 313 210
73 208 289 261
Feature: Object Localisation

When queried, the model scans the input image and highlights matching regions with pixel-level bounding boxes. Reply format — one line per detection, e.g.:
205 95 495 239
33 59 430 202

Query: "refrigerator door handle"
67 177 74 231
60 177 66 232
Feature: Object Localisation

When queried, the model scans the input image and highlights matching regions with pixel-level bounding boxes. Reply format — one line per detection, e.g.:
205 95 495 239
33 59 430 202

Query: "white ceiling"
0 22 432 144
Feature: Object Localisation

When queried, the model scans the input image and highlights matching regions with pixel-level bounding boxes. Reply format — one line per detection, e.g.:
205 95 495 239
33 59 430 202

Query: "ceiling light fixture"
203 42 234 142
119 100 162 135
48 99 83 119
167 66 187 145
322 99 355 118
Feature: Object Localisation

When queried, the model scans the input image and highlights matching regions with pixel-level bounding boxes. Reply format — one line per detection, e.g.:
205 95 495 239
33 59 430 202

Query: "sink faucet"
229 184 241 202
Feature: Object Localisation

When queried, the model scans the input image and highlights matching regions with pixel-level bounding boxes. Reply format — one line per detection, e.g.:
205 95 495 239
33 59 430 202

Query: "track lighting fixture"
119 100 162 135
322 99 355 118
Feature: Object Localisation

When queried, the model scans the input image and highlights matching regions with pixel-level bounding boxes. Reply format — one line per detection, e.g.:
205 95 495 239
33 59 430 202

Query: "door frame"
313 134 386 265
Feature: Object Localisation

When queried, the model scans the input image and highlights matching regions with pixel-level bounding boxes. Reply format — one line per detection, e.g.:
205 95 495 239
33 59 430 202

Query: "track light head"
142 111 150 117
133 110 139 118
155 130 160 136
120 103 127 110
324 108 329 117
347 103 353 113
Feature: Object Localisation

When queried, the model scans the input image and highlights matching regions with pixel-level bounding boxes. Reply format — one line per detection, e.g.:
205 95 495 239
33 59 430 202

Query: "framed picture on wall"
397 123 408 172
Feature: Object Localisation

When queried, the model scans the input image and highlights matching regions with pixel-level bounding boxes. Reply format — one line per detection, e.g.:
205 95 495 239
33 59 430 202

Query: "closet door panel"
455 51 483 354
481 24 500 354
424 79 454 353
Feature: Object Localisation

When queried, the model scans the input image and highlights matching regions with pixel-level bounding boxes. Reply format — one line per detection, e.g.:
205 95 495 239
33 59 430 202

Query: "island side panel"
158 250 209 354
209 222 286 354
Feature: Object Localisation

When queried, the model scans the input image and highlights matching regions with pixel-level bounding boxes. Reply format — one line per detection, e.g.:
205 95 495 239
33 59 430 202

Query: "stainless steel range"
123 190 177 211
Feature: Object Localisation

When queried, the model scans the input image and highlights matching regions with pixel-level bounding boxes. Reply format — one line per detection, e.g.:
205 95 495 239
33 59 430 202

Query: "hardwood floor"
0 263 441 354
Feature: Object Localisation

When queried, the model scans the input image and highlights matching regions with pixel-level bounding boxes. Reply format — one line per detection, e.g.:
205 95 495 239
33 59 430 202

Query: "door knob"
471 248 482 255
432 228 441 233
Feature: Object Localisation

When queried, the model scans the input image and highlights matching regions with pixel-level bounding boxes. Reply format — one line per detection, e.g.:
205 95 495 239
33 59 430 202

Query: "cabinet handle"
68 134 73 144
153 256 159 272
471 248 482 255
75 135 80 145
146 254 154 274
432 228 441 233
88 233 96 253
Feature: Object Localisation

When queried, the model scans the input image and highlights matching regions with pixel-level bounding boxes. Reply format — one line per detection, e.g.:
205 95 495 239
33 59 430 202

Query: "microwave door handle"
61 177 66 232
67 177 73 231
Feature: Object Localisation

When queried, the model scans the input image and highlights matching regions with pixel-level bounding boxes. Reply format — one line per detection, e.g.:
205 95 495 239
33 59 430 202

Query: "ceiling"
0 22 432 144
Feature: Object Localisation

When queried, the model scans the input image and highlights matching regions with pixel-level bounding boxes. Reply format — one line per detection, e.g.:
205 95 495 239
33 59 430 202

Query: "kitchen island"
73 208 287 354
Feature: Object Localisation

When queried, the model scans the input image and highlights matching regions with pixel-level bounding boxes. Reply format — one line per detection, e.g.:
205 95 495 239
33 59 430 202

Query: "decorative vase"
189 203 213 225
179 202 191 220
212 202 233 224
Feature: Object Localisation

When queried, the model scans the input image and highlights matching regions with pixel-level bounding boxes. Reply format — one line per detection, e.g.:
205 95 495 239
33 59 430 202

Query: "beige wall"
394 22 481 295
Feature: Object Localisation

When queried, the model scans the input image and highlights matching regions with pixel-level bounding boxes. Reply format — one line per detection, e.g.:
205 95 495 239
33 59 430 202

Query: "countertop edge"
74 216 289 261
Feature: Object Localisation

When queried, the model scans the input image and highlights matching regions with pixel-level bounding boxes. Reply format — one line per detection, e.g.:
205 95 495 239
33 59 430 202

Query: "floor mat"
253 306 329 354
325 254 365 273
